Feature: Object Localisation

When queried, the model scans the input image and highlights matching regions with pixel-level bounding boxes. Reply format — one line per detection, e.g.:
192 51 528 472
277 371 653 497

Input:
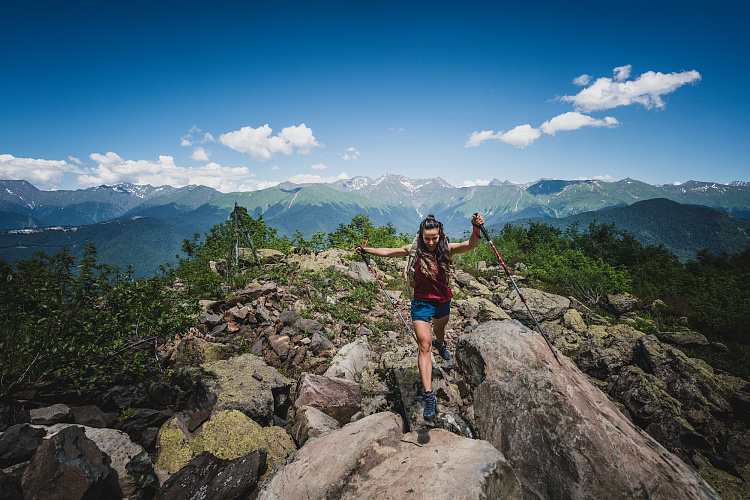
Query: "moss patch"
155 410 297 478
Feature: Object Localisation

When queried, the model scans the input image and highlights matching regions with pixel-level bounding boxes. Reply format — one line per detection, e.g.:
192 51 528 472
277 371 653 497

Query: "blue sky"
1 0 747 192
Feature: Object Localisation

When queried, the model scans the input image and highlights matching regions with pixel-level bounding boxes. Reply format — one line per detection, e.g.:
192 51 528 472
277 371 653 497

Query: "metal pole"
473 215 561 364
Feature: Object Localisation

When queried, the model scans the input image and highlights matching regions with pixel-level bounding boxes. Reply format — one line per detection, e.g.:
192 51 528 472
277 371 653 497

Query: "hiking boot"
432 339 451 360
423 390 436 420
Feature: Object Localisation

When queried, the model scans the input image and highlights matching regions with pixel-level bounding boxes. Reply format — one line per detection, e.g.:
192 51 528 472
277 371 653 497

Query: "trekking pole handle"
472 213 491 240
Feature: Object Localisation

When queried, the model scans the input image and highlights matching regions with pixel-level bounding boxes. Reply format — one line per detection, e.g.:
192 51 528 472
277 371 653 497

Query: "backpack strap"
404 234 419 299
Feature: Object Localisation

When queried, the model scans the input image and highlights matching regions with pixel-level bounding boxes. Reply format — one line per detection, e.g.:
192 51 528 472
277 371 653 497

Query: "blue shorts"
411 300 451 323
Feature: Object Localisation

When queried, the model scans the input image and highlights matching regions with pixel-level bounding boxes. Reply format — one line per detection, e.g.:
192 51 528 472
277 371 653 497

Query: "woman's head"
417 215 451 276
419 215 443 252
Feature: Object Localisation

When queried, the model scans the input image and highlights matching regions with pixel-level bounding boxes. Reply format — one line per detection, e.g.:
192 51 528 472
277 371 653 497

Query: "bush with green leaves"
176 207 291 297
0 243 198 396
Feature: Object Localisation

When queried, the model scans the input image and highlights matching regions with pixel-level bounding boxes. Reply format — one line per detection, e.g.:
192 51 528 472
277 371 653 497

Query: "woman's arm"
356 244 411 258
449 214 485 255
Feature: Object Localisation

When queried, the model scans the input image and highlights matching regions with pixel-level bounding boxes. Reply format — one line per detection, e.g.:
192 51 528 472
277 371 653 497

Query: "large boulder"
456 320 720 500
257 411 521 499
40 423 158 500
504 288 570 323
324 337 375 381
0 424 46 468
153 450 266 500
191 354 293 426
154 409 295 479
21 425 119 500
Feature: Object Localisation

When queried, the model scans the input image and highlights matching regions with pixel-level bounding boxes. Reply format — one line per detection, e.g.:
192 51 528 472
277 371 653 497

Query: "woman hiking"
356 213 485 420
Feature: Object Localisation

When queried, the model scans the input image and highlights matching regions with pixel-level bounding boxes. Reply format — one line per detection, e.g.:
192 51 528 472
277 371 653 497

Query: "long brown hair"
416 215 451 279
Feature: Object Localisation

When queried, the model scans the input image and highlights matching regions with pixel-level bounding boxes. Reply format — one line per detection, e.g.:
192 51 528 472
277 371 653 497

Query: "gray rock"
562 308 587 333
309 332 334 355
294 373 361 425
258 411 521 499
299 318 325 335
605 293 638 315
348 261 373 282
197 312 223 327
324 337 374 381
505 287 570 324
28 403 72 426
279 309 301 327
116 408 172 440
0 461 25 500
39 423 158 500
196 354 293 426
456 320 720 500
453 270 492 296
70 405 117 428
21 426 118 500
153 450 266 500
0 424 46 468
291 405 341 447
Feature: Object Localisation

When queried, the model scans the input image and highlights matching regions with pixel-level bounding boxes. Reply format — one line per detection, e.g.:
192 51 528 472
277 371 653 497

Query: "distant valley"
1 175 749 275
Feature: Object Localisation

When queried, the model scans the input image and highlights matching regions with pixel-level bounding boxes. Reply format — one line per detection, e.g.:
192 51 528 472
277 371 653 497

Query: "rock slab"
456 320 720 500
258 411 521 499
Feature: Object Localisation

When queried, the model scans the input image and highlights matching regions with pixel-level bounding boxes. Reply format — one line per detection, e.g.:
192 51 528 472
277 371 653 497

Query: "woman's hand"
472 214 485 227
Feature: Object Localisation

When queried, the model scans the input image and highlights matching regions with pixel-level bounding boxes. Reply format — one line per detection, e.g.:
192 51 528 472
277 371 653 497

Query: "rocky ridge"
1 247 748 498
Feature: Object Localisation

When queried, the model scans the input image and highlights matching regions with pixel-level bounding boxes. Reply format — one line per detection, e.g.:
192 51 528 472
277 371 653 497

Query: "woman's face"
422 228 440 251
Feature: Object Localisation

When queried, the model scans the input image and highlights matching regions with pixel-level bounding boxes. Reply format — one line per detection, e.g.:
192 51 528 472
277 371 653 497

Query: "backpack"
403 234 453 299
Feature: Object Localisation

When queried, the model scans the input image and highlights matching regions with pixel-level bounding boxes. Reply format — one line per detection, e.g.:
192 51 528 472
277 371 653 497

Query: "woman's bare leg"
413 320 433 392
432 314 450 345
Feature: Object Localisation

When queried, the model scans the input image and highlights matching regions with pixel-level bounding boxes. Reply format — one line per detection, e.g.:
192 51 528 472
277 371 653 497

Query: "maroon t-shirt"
413 257 452 303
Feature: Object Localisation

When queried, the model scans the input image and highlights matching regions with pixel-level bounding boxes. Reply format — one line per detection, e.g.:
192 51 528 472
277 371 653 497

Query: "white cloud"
465 126 541 148
0 154 86 188
79 152 254 192
191 147 211 162
465 130 501 148
310 163 328 170
341 147 360 160
67 156 83 166
287 172 349 184
573 74 591 86
270 165 281 170
461 179 491 187
540 112 619 135
218 123 320 161
389 127 406 132
561 67 701 112
613 64 632 81
499 125 542 148
181 126 216 148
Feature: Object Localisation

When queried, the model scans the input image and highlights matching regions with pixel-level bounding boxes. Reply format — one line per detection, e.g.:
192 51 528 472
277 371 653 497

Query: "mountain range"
1 175 749 275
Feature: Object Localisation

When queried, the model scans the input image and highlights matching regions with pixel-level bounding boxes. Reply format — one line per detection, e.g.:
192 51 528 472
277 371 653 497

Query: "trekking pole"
357 240 418 345
473 214 561 364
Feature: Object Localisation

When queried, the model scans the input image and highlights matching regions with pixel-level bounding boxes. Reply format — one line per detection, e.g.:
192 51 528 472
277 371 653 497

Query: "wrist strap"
473 226 481 238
